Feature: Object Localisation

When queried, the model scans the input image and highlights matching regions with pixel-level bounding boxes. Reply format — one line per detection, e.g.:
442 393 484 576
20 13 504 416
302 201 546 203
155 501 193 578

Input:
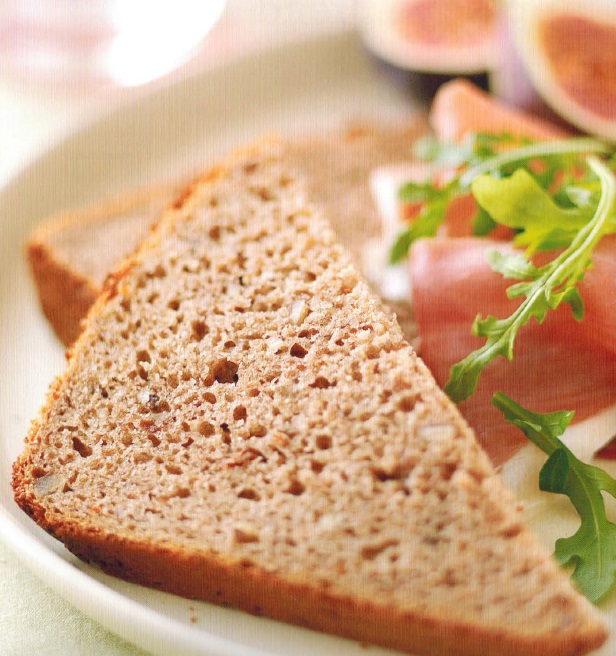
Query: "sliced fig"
508 0 616 140
358 0 499 96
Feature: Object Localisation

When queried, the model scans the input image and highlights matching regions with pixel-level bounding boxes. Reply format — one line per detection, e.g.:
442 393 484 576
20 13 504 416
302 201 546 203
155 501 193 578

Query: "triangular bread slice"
13 145 606 656
26 122 422 346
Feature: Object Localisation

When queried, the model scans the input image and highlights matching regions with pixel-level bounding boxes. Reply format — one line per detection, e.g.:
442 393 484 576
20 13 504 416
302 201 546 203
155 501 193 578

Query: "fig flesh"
507 0 616 140
358 0 499 95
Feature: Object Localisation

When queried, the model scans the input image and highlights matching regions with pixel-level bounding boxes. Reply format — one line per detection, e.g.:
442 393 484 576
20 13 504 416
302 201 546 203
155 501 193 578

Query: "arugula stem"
491 392 565 455
459 138 611 189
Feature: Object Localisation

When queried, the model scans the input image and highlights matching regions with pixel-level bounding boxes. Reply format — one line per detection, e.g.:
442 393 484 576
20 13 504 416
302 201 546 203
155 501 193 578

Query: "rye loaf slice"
26 184 177 345
13 145 606 656
26 121 423 346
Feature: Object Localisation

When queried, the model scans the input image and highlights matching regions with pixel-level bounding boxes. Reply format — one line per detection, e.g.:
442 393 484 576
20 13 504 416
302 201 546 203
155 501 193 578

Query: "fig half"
358 0 499 95
508 0 616 140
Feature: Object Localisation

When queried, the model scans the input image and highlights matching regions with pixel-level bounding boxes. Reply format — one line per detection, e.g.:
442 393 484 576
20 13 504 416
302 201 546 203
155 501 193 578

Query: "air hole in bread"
500 524 523 539
211 359 239 384
289 343 307 358
366 345 380 360
167 298 180 311
72 437 92 458
238 488 260 501
233 526 260 544
149 264 166 278
233 406 247 422
440 462 458 482
360 539 400 561
371 465 411 483
286 479 305 496
310 376 334 389
171 487 191 498
315 435 332 450
190 320 209 342
203 392 217 404
147 434 161 447
310 459 325 474
397 394 417 412
198 422 215 437
250 186 276 202
136 349 151 364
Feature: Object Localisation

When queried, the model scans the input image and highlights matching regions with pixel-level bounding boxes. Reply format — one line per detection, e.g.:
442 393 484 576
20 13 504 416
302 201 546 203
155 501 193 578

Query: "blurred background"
0 0 356 183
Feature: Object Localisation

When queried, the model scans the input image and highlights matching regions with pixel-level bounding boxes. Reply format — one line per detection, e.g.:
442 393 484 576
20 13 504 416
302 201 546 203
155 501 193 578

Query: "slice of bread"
27 184 178 346
13 145 606 656
26 122 423 346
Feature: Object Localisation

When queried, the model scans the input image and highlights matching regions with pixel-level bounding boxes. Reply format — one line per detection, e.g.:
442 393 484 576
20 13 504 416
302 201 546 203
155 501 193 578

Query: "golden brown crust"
26 239 98 345
25 181 180 345
9 480 608 656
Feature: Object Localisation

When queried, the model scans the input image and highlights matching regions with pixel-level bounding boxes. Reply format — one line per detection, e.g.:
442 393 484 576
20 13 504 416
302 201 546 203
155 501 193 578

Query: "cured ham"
368 80 614 466
430 78 571 142
410 237 616 466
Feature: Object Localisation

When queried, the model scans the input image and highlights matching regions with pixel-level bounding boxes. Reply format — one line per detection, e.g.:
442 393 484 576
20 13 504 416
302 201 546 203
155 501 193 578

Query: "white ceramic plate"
1 29 615 656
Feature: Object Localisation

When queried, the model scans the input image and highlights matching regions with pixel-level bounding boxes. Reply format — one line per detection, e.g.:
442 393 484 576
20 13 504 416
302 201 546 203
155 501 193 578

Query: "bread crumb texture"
13 148 605 656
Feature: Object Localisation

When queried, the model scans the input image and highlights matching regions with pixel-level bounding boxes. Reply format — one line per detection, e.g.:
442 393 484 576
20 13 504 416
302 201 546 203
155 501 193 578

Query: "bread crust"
10 475 608 656
27 238 99 346
25 183 179 344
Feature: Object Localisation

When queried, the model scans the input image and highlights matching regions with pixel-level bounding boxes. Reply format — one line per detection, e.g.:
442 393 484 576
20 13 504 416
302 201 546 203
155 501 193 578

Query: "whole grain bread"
26 184 178 345
13 145 606 655
26 121 423 346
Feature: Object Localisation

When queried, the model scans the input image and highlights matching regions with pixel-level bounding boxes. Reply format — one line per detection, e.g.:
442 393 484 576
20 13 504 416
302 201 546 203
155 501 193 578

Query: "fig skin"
503 0 616 140
358 0 497 99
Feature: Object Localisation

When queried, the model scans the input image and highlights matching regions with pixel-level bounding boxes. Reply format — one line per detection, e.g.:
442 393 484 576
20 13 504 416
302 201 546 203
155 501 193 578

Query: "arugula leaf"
412 132 522 168
492 392 616 602
471 169 592 252
389 133 520 264
444 156 616 402
389 191 450 264
389 135 611 264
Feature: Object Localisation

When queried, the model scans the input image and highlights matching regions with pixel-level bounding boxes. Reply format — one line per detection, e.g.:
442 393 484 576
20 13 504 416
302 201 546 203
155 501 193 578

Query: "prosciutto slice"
410 237 616 466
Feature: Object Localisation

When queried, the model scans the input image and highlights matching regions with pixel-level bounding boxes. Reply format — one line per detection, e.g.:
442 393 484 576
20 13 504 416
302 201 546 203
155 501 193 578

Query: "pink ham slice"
410 237 616 466
430 78 571 143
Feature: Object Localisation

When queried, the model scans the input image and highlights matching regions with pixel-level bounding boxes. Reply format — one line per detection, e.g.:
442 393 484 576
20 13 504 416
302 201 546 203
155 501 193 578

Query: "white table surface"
0 2 355 654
